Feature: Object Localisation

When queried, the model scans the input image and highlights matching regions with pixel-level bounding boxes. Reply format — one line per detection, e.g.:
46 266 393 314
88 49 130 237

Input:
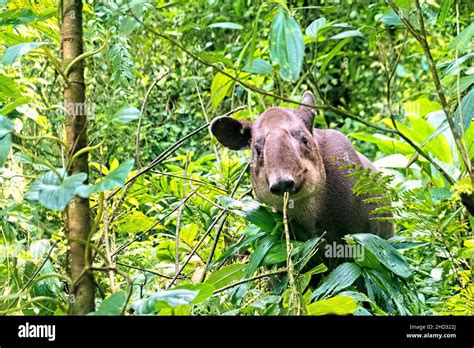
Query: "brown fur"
210 91 394 242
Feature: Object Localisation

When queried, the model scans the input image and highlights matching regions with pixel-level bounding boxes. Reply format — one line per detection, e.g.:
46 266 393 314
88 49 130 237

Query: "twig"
115 261 188 280
135 70 169 168
106 105 246 201
283 192 301 315
198 162 250 283
213 268 287 295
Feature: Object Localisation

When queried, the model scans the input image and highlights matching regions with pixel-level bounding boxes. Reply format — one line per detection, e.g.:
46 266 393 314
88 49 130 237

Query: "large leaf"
305 17 327 39
348 233 412 279
205 264 247 289
76 159 134 197
113 106 141 124
210 71 234 110
243 59 272 75
173 283 215 304
307 295 358 316
0 114 14 138
89 291 127 315
0 8 55 26
453 89 474 134
437 0 454 26
1 42 48 65
311 262 361 301
269 9 304 82
245 235 276 277
25 169 88 211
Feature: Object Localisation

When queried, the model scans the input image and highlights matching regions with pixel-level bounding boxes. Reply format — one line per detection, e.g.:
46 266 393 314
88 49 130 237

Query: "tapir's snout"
269 175 296 196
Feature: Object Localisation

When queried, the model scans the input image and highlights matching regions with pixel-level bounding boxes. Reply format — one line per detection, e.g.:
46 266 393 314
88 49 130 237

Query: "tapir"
210 91 394 243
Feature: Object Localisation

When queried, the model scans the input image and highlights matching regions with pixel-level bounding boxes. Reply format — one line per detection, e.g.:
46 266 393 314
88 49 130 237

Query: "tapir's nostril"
270 178 295 196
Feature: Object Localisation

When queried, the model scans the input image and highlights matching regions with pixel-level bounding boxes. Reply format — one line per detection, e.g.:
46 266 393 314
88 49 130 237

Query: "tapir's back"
313 129 394 241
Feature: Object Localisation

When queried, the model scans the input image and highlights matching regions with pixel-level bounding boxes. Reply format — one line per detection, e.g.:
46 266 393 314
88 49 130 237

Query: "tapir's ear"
296 91 316 130
210 116 252 150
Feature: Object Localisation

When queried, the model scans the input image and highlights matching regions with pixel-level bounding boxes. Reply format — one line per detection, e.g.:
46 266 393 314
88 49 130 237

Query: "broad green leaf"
180 223 199 245
210 71 234 110
305 17 327 39
1 42 48 65
307 295 357 316
311 262 361 300
261 240 303 266
0 133 12 166
349 132 414 155
0 114 14 138
449 23 474 52
25 169 88 211
113 106 141 124
208 22 243 30
0 74 21 98
76 159 134 197
454 89 474 134
269 9 305 82
89 291 127 315
348 233 412 279
243 58 272 75
205 264 247 289
403 98 441 117
379 10 404 27
330 30 363 40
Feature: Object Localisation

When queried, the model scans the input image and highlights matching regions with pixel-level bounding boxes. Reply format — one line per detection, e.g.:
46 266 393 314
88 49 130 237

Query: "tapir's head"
210 91 326 207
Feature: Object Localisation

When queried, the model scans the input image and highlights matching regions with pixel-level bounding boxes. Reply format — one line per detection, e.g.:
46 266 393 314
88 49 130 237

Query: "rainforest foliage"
0 0 473 316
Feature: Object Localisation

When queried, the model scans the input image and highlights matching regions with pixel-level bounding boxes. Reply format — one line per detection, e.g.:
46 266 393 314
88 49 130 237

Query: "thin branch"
115 261 187 280
135 70 169 168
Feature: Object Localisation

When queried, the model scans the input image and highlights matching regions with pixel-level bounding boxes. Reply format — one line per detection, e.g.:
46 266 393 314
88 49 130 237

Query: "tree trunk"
61 0 95 314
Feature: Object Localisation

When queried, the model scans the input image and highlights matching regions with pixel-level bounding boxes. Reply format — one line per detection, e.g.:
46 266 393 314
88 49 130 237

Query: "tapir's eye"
253 143 263 159
301 137 309 145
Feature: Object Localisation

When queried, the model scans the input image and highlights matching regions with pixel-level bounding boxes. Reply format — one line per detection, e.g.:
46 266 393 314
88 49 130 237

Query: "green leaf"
0 74 21 98
132 289 199 314
173 283 215 304
305 17 327 39
447 75 474 97
245 235 276 277
269 9 305 82
205 264 247 289
307 295 358 316
379 10 404 27
1 42 48 65
0 133 12 166
113 106 141 124
76 159 134 197
89 291 127 315
0 114 14 138
0 8 55 26
243 58 272 75
437 0 454 26
25 169 88 211
311 262 361 300
449 23 474 52
454 89 474 134
0 96 29 114
319 38 350 75
348 233 412 279
330 30 363 40
210 71 234 110
208 22 243 30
